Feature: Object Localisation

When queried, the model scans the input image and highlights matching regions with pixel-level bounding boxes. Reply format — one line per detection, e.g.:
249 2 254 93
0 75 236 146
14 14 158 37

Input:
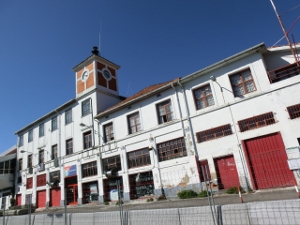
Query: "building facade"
15 44 300 207
0 145 17 209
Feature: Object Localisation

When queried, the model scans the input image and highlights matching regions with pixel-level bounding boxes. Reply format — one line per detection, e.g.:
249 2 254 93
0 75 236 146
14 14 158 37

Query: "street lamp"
210 75 225 104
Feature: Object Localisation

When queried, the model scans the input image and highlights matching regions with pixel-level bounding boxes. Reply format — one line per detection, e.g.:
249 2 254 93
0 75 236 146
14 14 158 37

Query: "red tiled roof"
97 78 179 117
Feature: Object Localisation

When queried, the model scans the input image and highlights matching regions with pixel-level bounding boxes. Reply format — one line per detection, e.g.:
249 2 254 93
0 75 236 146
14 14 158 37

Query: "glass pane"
233 85 244 96
207 95 215 106
197 99 205 109
204 86 212 95
166 105 172 113
242 70 252 81
230 75 241 85
159 107 165 115
195 89 203 98
245 81 255 92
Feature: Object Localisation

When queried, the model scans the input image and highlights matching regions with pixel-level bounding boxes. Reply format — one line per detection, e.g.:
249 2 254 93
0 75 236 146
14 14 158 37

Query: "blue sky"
1 0 300 153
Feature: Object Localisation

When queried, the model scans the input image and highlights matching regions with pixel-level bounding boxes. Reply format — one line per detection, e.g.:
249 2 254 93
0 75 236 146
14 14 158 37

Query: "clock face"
81 71 89 81
102 69 111 80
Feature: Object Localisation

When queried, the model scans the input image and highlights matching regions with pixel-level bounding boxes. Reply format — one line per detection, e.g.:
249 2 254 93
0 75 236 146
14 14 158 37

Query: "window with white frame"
128 112 141 134
51 116 57 131
19 135 23 147
65 109 72 125
28 130 33 142
66 139 73 155
193 84 215 110
39 124 44 137
156 99 173 124
83 131 92 149
229 68 256 97
103 123 114 142
82 99 91 117
51 144 58 160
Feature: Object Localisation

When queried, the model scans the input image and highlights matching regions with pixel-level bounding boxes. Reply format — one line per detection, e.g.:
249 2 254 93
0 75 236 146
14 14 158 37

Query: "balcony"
267 61 300 83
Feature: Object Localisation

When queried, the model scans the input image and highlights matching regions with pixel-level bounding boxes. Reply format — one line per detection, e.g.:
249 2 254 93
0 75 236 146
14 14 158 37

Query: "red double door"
243 132 294 189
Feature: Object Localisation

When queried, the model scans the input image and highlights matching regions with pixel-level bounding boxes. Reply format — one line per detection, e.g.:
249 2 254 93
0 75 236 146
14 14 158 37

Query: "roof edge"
15 99 77 135
181 42 266 83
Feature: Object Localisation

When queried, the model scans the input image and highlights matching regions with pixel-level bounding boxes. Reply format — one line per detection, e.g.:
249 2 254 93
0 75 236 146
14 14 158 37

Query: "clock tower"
73 47 120 98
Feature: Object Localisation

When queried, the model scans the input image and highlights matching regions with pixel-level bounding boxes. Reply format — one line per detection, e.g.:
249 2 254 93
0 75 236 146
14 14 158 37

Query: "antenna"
269 0 299 65
99 20 102 56
126 82 131 97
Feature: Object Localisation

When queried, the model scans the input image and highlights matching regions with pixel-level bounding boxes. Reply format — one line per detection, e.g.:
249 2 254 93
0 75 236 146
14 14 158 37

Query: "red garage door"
243 132 294 189
214 155 240 189
16 194 22 206
50 189 61 207
36 190 46 208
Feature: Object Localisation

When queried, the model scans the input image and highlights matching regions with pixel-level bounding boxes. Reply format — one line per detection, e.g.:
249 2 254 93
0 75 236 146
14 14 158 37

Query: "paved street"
33 187 298 215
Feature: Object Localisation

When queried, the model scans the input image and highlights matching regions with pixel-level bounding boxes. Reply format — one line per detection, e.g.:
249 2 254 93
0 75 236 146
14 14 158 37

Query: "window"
157 137 187 162
38 150 44 164
82 99 91 117
83 131 92 149
238 112 275 132
37 174 46 187
28 130 33 142
39 124 44 137
193 84 215 110
128 112 141 134
157 99 173 124
287 103 300 119
268 62 300 83
65 109 72 125
196 124 232 143
229 69 256 97
103 155 121 172
19 158 23 171
26 177 33 189
52 145 58 160
66 139 73 155
19 135 23 147
28 155 33 168
103 123 114 142
82 161 97 178
51 116 57 131
127 148 151 169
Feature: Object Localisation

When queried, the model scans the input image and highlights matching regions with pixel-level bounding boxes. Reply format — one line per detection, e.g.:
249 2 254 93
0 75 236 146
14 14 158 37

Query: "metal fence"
1 199 300 225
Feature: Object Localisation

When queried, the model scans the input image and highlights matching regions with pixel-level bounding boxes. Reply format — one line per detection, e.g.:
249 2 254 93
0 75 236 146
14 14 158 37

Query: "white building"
0 145 17 209
15 43 300 208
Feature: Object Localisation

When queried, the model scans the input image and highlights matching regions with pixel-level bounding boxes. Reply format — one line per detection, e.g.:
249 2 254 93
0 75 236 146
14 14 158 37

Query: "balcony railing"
267 61 300 83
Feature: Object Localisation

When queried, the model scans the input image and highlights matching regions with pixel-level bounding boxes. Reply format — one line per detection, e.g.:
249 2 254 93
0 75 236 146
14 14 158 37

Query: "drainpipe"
171 83 186 138
177 80 199 158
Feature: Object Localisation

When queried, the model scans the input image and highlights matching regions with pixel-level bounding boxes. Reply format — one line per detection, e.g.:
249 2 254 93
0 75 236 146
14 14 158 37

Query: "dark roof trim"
15 99 76 135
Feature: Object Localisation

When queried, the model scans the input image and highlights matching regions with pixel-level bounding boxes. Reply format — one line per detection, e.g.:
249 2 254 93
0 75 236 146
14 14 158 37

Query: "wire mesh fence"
1 199 300 225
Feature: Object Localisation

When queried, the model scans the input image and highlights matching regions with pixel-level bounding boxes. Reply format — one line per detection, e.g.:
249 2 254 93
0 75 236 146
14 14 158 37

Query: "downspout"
90 98 95 148
177 80 198 158
171 83 186 138
55 110 61 160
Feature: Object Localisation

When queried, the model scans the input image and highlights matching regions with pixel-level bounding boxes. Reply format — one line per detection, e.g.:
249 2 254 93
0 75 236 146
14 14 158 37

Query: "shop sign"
64 165 77 177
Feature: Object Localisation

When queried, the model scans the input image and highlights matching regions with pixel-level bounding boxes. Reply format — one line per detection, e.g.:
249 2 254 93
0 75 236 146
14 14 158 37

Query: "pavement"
33 187 298 215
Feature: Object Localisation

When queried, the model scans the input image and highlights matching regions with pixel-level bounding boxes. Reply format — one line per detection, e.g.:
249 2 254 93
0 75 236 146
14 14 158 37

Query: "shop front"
103 177 123 202
64 165 78 205
129 171 154 199
82 181 98 204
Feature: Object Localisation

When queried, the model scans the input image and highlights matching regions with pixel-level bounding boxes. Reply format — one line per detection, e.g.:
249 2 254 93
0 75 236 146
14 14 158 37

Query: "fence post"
64 189 67 225
2 197 6 225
